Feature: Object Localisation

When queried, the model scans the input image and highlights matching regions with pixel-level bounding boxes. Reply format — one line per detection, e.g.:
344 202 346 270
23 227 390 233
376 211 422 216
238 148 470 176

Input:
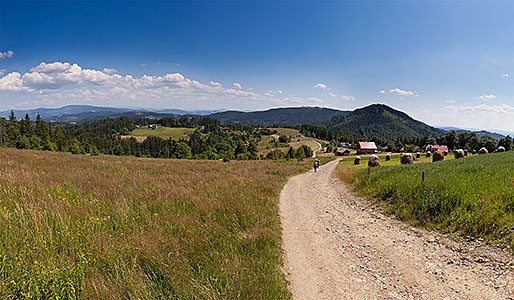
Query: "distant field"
0 148 332 299
123 126 193 141
338 151 514 250
337 152 460 169
258 128 325 155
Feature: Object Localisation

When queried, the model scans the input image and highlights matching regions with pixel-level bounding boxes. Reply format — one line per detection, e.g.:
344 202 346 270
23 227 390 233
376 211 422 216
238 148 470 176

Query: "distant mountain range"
209 107 346 126
438 127 506 139
1 104 507 141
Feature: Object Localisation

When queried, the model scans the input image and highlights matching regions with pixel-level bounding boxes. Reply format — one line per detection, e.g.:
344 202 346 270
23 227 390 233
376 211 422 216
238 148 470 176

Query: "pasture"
123 126 193 141
0 148 331 299
258 128 325 155
338 151 514 250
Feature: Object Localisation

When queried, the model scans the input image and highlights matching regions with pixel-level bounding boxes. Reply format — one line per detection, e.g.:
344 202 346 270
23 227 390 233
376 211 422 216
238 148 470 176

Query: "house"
427 145 448 152
340 142 351 148
356 141 377 154
336 148 351 156
148 124 158 130
223 126 230 131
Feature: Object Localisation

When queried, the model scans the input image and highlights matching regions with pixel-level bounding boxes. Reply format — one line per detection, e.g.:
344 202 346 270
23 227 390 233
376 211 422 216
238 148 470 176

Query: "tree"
113 144 124 156
70 139 83 154
278 135 290 143
497 135 512 151
478 135 497 153
287 146 295 159
295 146 306 160
444 130 457 150
173 142 191 159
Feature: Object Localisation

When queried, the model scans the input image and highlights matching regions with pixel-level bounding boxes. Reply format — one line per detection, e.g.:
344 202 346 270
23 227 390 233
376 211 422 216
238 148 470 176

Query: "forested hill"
318 104 444 140
208 107 347 126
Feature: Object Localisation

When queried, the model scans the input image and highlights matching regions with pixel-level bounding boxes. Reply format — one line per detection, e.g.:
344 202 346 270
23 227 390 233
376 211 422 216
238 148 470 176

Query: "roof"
357 141 377 150
428 145 448 152
336 148 350 153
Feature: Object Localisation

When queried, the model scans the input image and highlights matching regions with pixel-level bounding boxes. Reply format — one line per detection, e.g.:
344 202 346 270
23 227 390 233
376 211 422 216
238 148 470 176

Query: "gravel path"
280 159 514 300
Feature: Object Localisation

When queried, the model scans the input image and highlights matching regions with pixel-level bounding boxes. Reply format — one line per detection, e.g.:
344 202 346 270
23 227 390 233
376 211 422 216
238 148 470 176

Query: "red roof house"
356 141 377 154
427 145 448 152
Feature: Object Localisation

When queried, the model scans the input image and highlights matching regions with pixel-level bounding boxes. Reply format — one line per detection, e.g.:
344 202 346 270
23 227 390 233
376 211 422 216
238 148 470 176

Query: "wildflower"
154 213 158 216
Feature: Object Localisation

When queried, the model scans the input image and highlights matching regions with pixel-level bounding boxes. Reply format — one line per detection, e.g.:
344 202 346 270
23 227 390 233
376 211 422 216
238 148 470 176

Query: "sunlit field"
338 151 514 250
0 148 332 299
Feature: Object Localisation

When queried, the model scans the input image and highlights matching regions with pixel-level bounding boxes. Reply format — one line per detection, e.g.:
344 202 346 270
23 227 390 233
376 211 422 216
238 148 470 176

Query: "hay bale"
368 154 381 167
463 149 468 156
472 149 476 155
426 152 431 158
354 156 361 165
385 153 391 161
453 149 465 159
432 151 444 162
400 153 414 164
479 147 488 154
415 153 421 159
443 151 448 156
497 146 506 152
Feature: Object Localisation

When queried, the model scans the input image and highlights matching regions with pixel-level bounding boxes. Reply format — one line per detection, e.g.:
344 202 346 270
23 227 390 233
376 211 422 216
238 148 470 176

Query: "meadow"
123 126 193 142
0 148 331 299
257 128 325 155
338 151 514 250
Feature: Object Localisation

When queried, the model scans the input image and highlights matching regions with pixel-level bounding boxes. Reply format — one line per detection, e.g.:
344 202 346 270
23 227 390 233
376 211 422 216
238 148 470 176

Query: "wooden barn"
356 141 377 154
336 148 351 156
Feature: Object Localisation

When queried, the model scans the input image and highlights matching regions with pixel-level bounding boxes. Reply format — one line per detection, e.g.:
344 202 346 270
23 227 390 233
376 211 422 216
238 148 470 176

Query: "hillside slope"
209 107 347 126
319 104 444 140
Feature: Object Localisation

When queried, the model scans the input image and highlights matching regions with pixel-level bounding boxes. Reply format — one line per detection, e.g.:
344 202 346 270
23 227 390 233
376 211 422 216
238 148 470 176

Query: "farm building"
427 145 448 152
356 142 377 154
148 124 158 129
336 148 351 156
340 142 351 148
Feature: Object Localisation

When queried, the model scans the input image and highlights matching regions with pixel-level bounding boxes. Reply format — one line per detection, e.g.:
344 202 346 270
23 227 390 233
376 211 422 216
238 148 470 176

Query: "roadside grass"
337 151 514 251
124 126 194 141
0 148 332 299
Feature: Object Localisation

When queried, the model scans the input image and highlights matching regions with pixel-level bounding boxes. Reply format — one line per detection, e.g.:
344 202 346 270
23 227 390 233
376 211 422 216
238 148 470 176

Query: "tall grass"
0 148 328 299
339 152 514 250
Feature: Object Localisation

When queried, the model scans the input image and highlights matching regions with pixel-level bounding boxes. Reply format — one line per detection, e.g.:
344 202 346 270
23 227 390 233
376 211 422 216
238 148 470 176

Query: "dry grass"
0 148 329 299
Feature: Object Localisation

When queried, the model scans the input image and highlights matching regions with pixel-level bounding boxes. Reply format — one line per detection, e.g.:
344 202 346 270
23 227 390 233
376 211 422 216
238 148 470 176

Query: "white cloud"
313 83 327 89
445 99 455 103
328 91 338 98
444 104 514 117
277 89 283 94
341 95 355 102
0 72 28 91
307 97 322 103
103 68 117 75
209 81 222 87
232 82 242 89
0 69 5 76
479 94 496 101
0 50 14 59
387 88 416 96
379 90 386 94
500 73 509 78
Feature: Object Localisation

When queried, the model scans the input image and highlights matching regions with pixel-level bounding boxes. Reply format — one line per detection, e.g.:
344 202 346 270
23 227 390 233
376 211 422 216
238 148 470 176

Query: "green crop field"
125 126 194 141
0 148 333 299
338 151 514 250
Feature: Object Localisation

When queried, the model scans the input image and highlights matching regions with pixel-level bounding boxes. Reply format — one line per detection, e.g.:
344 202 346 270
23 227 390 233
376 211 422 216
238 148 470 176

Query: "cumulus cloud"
341 95 355 102
480 94 496 101
0 50 14 59
313 83 328 89
383 88 417 96
0 69 5 76
328 91 338 98
444 104 514 117
500 73 509 78
0 61 330 110
307 97 322 102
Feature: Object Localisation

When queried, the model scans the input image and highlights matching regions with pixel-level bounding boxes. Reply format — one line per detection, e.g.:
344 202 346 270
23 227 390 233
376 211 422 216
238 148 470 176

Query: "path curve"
312 140 322 158
280 159 513 300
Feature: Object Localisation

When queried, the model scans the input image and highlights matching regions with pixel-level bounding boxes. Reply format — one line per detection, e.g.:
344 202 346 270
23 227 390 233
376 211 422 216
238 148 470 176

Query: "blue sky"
0 0 513 131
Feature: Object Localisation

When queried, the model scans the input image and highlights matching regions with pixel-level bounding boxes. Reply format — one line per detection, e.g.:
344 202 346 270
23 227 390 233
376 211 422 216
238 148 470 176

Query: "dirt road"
279 159 513 300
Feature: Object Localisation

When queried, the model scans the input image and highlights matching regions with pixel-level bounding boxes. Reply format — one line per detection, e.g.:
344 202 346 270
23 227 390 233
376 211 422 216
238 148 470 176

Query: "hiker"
314 159 320 172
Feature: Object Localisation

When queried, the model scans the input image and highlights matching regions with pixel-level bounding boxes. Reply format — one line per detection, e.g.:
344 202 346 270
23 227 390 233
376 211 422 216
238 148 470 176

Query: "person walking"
313 159 320 172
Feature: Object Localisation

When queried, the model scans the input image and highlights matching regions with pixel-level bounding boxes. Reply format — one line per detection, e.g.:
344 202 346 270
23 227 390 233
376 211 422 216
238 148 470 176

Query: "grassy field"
338 151 514 250
258 128 325 155
337 152 460 169
0 148 332 299
123 127 193 141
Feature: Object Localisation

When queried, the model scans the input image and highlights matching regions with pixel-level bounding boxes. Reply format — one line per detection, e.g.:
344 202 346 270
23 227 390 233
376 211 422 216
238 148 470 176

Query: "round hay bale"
432 151 444 162
463 149 468 156
479 147 488 154
426 152 431 158
400 153 414 164
354 156 361 165
472 149 477 155
497 146 506 152
454 149 465 159
415 153 421 159
385 153 391 161
368 154 381 167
